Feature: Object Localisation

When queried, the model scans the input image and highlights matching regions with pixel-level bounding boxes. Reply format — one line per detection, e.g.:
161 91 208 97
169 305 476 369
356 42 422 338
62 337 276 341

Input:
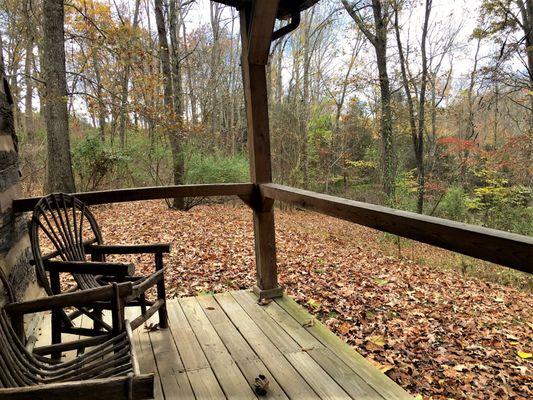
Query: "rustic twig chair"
0 268 154 400
30 193 170 349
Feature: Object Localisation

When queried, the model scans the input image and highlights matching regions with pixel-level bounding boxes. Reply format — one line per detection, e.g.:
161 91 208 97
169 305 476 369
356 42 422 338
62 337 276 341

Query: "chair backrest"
30 193 104 294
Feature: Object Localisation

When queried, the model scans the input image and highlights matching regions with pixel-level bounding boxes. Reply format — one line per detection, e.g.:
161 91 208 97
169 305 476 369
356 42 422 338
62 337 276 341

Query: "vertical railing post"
240 1 282 299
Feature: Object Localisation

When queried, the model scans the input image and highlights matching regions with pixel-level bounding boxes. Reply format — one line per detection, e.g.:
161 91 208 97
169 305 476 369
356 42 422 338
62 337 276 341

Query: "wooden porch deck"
36 290 412 399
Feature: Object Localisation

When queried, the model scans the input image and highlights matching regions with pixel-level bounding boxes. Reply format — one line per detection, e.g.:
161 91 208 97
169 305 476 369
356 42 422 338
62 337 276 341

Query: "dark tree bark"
517 0 532 186
517 0 532 86
394 0 432 213
42 0 76 193
117 0 142 148
154 0 185 210
415 0 431 214
342 0 396 201
24 0 34 142
300 10 315 190
92 51 106 142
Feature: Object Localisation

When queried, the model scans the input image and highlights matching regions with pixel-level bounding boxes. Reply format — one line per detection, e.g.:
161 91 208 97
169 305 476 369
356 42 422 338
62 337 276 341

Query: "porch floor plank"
37 290 412 399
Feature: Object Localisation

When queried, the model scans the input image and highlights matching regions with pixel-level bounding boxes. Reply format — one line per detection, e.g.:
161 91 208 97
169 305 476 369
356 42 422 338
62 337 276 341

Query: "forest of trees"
0 0 531 235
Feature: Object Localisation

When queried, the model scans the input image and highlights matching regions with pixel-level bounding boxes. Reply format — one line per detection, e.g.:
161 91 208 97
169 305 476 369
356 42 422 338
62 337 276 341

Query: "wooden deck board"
197 295 289 400
166 299 226 398
240 291 381 399
232 291 352 400
214 292 318 399
125 309 165 400
148 313 195 400
35 290 412 399
274 294 413 400
178 297 257 399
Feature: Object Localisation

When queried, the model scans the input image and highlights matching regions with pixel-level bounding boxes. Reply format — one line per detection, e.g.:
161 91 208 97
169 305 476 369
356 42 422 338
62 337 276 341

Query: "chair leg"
155 253 168 329
140 293 147 315
11 314 25 343
50 270 62 360
93 306 103 331
51 310 62 360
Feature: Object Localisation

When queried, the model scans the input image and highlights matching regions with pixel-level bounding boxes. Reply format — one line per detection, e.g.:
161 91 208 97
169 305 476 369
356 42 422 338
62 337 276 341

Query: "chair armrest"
44 260 135 276
85 243 171 255
4 282 134 316
0 374 154 400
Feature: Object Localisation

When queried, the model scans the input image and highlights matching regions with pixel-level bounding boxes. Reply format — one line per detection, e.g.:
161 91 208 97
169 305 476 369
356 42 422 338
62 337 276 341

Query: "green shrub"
185 152 249 184
124 133 172 186
394 170 418 211
438 186 468 221
73 135 129 190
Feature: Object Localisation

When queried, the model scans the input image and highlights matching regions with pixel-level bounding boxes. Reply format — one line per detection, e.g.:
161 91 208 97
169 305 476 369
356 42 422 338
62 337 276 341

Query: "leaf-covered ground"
92 201 532 400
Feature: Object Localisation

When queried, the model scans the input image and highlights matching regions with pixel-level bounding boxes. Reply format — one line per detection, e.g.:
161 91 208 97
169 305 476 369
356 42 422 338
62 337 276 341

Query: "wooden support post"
240 1 282 299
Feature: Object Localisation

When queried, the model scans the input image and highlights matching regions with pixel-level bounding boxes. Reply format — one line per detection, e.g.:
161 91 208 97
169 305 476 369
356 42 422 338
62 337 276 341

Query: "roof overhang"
214 0 320 19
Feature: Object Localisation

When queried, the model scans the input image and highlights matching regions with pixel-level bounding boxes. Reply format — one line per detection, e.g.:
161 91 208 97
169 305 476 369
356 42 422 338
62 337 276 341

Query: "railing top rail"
13 183 254 212
13 182 531 273
260 183 532 273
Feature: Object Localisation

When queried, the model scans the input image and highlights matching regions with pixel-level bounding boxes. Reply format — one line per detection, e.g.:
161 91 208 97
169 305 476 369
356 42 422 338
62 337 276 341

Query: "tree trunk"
42 0 76 193
342 0 396 201
415 0 431 214
300 13 313 190
517 0 532 186
208 2 222 138
117 0 141 149
92 51 106 141
375 39 394 200
154 0 184 210
462 36 481 184
169 0 185 210
394 1 431 213
24 34 34 142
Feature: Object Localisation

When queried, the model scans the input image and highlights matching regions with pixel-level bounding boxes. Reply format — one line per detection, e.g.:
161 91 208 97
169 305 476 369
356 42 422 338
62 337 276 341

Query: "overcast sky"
177 0 485 79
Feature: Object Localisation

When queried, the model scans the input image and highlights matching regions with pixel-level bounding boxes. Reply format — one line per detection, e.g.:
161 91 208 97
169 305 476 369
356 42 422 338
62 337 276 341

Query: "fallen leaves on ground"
91 201 531 400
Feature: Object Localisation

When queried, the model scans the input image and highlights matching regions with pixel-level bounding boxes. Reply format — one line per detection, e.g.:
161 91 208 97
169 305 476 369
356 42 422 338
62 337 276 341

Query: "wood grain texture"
197 295 289 400
166 300 225 398
232 291 352 400
261 183 532 272
179 297 257 399
13 183 254 212
0 375 154 400
214 292 318 399
240 3 280 295
126 309 165 400
274 294 413 400
243 291 380 399
32 291 412 399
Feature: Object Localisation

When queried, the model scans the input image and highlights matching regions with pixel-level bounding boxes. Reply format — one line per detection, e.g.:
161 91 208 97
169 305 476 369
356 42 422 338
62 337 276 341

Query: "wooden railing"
260 183 532 273
12 183 253 211
13 182 532 274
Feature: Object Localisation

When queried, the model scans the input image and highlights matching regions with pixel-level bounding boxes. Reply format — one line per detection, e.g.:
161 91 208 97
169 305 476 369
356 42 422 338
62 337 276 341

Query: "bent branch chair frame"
0 268 154 400
29 193 170 350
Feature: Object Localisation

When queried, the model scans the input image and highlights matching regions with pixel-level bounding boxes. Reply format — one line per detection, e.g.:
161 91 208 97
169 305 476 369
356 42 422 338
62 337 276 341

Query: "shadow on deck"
35 290 412 399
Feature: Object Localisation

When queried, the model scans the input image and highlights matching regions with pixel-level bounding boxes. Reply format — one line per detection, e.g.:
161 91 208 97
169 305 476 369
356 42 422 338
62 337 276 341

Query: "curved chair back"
30 193 104 294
